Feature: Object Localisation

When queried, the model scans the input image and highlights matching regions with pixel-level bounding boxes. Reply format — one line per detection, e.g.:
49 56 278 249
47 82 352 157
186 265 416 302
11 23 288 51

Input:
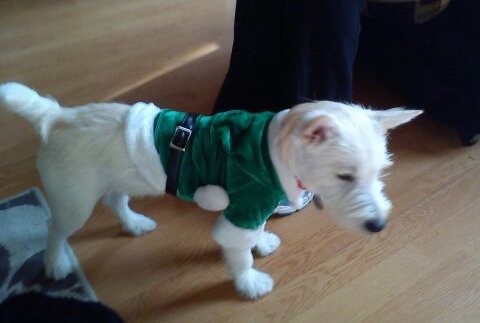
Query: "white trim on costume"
212 214 265 250
124 102 166 193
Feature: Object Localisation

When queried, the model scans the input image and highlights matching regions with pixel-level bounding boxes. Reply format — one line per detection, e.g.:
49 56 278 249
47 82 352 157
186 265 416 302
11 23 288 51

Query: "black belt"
166 114 198 195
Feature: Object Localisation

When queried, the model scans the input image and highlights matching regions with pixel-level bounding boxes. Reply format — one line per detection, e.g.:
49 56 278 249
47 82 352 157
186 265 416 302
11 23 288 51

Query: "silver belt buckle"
169 126 192 152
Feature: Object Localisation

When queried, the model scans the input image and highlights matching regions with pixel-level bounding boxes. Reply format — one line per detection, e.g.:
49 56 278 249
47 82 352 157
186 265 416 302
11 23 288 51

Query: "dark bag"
359 0 480 145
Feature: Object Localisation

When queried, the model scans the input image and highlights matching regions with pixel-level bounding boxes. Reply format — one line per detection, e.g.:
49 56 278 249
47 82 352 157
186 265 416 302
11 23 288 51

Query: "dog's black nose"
364 218 385 233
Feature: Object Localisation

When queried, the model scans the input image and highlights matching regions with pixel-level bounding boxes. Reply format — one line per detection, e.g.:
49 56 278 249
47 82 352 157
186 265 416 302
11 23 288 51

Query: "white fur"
271 102 421 232
0 82 61 141
103 192 157 236
254 231 281 257
0 82 421 298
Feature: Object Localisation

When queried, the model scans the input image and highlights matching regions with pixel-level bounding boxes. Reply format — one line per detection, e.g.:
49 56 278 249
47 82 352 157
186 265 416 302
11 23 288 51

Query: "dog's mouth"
313 195 324 210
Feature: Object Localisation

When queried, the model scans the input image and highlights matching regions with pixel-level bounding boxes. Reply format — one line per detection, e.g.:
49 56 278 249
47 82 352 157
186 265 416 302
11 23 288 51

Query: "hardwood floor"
1 1 479 322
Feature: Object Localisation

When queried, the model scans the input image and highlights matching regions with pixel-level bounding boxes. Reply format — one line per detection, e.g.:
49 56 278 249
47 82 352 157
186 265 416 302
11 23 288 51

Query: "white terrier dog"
0 82 421 299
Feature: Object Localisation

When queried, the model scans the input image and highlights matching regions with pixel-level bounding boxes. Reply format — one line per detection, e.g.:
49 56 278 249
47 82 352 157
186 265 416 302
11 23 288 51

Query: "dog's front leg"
223 248 273 299
254 230 281 257
213 215 274 299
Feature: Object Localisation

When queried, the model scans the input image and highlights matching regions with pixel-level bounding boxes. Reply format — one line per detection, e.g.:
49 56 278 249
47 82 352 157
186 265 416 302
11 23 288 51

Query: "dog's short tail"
0 82 62 141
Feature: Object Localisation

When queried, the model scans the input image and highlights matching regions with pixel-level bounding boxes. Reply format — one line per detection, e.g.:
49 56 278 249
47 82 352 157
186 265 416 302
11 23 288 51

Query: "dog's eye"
337 174 354 182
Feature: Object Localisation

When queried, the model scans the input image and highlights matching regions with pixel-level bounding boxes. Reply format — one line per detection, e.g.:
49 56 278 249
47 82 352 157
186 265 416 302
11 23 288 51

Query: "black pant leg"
213 0 363 113
213 0 284 113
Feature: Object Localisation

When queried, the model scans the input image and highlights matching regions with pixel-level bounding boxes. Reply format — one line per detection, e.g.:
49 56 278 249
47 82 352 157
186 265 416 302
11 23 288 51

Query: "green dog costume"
152 109 287 230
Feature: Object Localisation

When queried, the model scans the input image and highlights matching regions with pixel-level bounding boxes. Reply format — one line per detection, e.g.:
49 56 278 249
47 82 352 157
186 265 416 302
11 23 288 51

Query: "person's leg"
213 0 364 113
295 0 364 105
213 0 284 112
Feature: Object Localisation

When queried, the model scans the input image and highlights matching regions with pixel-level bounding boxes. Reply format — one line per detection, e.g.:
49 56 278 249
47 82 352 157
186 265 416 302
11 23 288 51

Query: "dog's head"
277 101 422 233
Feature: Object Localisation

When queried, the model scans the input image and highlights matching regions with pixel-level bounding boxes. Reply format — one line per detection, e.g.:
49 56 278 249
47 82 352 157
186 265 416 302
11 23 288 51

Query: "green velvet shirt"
153 109 286 230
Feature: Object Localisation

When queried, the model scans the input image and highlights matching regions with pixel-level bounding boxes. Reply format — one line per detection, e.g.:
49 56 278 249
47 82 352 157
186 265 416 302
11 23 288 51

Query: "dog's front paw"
234 269 274 299
254 231 281 257
123 213 157 236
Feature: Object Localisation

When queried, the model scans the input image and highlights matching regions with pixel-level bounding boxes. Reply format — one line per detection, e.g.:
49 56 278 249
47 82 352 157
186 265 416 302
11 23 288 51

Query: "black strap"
165 114 198 195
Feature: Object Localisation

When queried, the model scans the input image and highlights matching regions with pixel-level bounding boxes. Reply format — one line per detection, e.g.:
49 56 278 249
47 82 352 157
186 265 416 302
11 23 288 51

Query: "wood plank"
1 1 479 322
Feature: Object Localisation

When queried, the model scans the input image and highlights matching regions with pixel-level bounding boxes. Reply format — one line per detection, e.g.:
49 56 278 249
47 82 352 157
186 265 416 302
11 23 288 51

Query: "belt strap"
166 113 198 195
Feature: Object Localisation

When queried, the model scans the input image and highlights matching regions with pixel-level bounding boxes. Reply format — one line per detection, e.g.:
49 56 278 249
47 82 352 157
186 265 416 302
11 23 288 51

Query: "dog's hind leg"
43 190 97 280
103 192 156 236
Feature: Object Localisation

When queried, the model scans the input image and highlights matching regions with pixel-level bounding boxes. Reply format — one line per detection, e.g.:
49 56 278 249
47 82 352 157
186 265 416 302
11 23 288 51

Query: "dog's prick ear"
373 108 423 131
302 116 335 145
